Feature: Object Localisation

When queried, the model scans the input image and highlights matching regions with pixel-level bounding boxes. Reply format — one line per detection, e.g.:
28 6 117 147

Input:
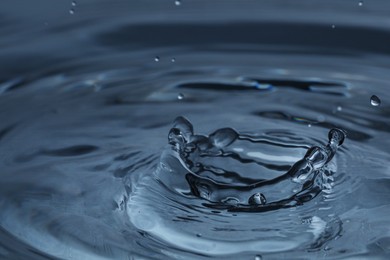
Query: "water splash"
163 116 346 212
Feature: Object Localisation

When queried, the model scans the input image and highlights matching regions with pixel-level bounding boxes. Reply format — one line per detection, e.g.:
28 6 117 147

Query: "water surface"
0 1 389 259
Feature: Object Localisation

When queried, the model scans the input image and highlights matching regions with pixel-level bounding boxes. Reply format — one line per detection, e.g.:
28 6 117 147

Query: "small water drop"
171 58 176 63
71 1 77 6
358 1 363 6
337 106 342 111
69 9 75 15
255 255 263 260
175 0 181 6
308 124 312 128
154 56 160 62
370 95 381 106
328 128 346 146
196 233 202 237
331 24 336 29
170 116 194 142
209 128 238 148
248 193 266 205
177 93 184 100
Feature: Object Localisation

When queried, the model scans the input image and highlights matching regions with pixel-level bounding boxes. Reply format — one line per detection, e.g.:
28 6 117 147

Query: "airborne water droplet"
171 58 176 63
177 93 184 100
337 106 342 111
370 95 381 106
175 0 181 6
154 56 160 62
72 1 77 6
255 255 263 260
358 1 363 6
331 24 336 29
69 9 75 15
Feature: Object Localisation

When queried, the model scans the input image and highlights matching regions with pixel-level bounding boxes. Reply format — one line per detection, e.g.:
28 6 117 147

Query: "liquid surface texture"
0 0 389 259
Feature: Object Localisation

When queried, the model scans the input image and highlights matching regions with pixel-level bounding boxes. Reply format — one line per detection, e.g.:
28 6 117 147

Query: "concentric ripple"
0 0 390 259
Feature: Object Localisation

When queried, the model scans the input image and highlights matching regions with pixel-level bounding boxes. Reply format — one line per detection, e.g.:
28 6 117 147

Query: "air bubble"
248 193 266 205
255 256 263 260
175 0 181 6
370 95 381 106
154 56 160 62
177 93 184 100
71 1 77 6
331 24 336 29
337 106 342 111
358 1 363 6
171 58 176 63
69 9 75 15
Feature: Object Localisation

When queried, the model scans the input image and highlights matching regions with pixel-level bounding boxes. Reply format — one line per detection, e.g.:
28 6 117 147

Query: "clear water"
0 0 389 259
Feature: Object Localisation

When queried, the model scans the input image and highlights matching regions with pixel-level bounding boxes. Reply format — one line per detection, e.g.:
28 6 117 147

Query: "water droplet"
358 1 363 6
196 233 202 237
370 95 381 106
171 58 176 63
71 1 77 6
209 128 238 148
154 56 160 62
171 116 193 143
331 24 336 29
177 93 184 100
175 0 181 6
328 128 346 146
69 9 75 15
255 255 263 260
337 106 342 111
248 193 266 205
308 124 312 128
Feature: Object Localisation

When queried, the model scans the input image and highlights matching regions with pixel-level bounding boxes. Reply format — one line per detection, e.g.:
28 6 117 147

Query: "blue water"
0 1 389 259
